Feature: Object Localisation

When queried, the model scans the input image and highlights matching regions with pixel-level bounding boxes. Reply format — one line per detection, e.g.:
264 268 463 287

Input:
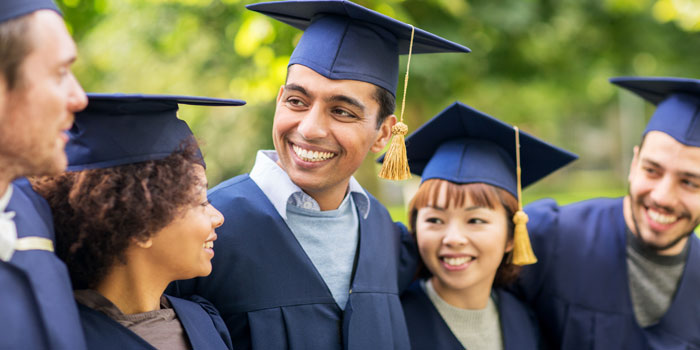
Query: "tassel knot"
379 122 411 180
392 122 408 136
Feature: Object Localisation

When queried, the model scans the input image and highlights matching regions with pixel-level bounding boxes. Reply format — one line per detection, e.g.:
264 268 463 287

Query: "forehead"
639 131 700 172
24 10 76 63
287 65 379 104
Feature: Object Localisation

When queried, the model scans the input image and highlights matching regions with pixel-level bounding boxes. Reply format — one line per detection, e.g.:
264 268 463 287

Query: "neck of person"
0 181 9 201
430 275 494 310
0 160 22 199
95 252 170 315
303 181 351 211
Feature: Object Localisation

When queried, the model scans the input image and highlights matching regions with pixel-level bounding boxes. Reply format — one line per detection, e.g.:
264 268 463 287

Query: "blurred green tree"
58 0 700 212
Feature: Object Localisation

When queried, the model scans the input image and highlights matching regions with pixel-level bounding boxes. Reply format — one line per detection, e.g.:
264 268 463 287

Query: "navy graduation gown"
170 174 418 350
0 261 49 349
78 294 233 350
515 197 700 350
1 178 86 350
401 281 541 350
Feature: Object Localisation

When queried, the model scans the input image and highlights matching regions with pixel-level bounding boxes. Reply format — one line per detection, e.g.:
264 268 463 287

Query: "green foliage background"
57 0 700 221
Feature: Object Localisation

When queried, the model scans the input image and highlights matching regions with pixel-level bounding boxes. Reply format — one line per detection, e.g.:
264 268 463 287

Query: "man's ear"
628 145 640 183
0 77 8 122
276 85 285 104
370 114 397 153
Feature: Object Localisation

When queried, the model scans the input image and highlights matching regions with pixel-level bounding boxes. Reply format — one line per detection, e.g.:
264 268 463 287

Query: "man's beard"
627 189 696 252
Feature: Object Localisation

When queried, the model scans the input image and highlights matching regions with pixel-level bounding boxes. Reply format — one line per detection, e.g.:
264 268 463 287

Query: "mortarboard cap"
379 101 577 198
0 0 60 24
610 76 700 147
247 0 470 96
66 93 245 171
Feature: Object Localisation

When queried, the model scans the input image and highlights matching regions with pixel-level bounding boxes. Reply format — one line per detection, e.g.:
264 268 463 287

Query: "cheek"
479 225 510 257
629 180 652 200
272 111 299 136
415 228 441 260
683 198 700 218
335 127 374 157
191 214 213 241
628 171 655 194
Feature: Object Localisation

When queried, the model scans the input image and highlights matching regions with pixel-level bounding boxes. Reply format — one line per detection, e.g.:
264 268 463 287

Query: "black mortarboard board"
0 0 60 24
610 76 700 147
66 93 245 171
247 0 470 96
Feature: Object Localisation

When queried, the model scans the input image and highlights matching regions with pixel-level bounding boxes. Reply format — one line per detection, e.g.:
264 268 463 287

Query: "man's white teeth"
293 144 335 162
648 209 678 224
442 256 473 266
203 241 214 249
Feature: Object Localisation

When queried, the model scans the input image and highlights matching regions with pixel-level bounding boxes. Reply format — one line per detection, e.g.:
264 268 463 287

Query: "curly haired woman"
33 94 244 350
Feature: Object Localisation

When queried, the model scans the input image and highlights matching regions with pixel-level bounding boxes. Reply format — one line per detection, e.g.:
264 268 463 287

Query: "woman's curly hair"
32 142 203 290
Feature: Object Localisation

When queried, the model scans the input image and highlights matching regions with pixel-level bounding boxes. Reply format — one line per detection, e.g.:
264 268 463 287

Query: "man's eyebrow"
642 158 700 179
681 171 700 180
284 83 310 97
327 95 365 112
641 158 662 169
56 53 77 68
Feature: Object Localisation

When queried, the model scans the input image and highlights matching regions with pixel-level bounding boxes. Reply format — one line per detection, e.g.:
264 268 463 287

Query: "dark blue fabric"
0 261 50 349
78 294 232 350
610 77 700 147
401 281 541 350
0 0 59 24
169 174 418 349
378 101 578 198
66 93 245 171
3 178 87 349
514 197 700 350
247 0 470 96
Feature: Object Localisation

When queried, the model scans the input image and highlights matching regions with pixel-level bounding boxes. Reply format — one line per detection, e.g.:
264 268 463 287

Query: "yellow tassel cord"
512 126 537 266
378 25 414 181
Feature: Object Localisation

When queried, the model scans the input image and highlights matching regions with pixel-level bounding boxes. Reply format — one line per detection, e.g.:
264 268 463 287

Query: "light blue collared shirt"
248 150 370 309
249 150 370 219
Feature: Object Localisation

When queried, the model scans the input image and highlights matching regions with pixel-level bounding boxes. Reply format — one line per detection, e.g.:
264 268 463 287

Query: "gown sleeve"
396 221 419 293
511 198 562 303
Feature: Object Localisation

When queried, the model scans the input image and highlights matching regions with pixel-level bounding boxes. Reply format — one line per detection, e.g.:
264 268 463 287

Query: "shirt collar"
0 184 13 213
249 150 370 220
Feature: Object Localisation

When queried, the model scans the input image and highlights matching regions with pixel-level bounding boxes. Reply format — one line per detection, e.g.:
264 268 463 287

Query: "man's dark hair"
0 14 34 90
638 133 648 151
373 86 396 129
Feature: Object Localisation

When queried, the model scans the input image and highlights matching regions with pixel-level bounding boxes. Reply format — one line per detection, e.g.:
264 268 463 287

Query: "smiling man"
515 77 700 349
169 0 469 349
0 0 88 348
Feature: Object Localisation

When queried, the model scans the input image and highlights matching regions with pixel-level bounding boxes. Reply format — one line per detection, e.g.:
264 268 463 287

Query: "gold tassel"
512 210 537 265
378 25 415 181
511 126 537 266
378 122 411 180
